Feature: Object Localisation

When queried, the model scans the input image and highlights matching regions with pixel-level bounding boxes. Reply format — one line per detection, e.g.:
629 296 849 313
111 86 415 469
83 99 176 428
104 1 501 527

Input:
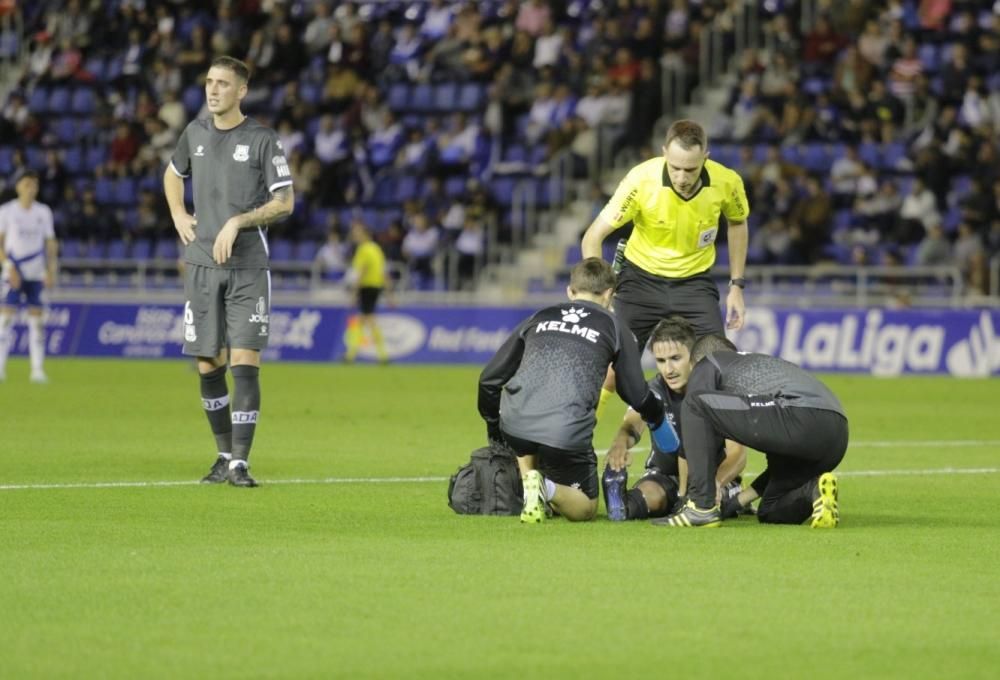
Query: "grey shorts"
182 264 271 356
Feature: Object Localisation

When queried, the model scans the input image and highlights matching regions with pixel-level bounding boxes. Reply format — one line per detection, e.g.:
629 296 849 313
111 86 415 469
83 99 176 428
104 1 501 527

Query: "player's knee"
562 497 598 522
636 480 668 515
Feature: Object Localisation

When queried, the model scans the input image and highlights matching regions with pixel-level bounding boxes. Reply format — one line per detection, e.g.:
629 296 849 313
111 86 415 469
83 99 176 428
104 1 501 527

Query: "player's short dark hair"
691 334 737 364
648 316 697 351
664 120 707 151
210 56 250 83
569 257 616 295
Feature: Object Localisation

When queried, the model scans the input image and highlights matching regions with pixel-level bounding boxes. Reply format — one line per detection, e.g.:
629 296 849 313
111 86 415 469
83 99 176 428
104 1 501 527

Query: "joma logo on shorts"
248 313 269 323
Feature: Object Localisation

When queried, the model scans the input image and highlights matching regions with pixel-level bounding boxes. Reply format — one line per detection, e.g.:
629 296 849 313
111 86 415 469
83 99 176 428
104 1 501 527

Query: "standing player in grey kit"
163 56 294 487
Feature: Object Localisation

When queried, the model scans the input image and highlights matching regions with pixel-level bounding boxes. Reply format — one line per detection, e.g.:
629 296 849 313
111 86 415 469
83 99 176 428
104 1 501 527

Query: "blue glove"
647 418 680 453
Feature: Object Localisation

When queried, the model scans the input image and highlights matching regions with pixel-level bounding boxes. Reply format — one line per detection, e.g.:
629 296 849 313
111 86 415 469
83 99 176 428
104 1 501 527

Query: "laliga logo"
729 308 780 355
353 313 426 360
945 312 1000 377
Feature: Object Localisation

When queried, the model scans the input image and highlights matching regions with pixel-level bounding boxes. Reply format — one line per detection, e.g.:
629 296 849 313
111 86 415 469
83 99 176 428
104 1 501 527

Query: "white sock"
228 459 248 470
543 478 557 501
0 313 12 372
218 452 232 460
28 315 44 374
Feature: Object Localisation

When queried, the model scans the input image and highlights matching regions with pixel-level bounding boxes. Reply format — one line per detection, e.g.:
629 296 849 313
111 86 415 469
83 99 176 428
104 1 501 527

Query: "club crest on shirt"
233 144 250 162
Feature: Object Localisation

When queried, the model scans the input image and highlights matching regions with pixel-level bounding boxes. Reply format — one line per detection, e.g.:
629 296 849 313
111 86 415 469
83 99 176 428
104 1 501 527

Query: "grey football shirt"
169 117 292 268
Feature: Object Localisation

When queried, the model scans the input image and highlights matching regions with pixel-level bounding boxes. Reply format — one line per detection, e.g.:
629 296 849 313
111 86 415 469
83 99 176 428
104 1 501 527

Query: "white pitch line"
1 468 998 492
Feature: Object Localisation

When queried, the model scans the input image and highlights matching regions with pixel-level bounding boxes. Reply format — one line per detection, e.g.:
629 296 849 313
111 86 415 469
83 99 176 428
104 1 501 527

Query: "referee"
163 56 294 487
581 120 749 416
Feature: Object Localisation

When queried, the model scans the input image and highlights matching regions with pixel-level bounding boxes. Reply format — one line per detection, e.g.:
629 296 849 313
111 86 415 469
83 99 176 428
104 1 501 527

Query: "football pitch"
1 358 998 679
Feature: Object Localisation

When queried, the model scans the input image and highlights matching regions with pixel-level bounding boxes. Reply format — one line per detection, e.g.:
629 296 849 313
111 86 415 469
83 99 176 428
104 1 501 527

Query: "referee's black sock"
199 365 232 457
625 489 649 520
230 365 260 462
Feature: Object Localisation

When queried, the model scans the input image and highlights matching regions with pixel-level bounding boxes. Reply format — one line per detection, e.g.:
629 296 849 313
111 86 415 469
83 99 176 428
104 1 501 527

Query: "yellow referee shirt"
599 157 750 278
352 241 386 288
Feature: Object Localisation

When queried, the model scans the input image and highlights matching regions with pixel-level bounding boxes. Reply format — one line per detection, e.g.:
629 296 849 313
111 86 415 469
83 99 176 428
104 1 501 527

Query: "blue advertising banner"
4 303 998 376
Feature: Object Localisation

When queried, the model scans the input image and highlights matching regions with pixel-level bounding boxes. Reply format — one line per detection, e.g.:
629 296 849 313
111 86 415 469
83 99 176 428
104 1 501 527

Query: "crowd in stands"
710 0 1000 295
0 0 681 290
0 0 998 296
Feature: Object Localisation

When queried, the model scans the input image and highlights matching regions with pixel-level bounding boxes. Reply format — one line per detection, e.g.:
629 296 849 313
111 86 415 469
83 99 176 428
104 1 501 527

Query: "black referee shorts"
357 286 382 314
614 260 724 349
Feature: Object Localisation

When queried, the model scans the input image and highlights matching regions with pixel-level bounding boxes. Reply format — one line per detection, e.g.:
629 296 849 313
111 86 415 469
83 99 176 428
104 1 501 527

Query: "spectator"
303 2 334 55
897 177 940 244
953 221 987 295
887 37 924 101
831 45 873 107
914 223 952 266
856 19 888 69
515 0 551 38
790 176 833 263
452 215 485 290
803 15 847 74
421 0 454 40
108 122 140 172
830 145 865 208
402 213 440 286
315 226 348 281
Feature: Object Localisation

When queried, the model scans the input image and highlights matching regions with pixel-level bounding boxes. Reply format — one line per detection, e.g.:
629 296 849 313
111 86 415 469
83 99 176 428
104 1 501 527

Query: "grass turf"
1 358 998 678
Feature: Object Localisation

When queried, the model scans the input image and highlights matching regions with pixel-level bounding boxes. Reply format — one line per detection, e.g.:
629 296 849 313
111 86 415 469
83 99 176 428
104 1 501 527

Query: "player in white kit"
0 169 58 383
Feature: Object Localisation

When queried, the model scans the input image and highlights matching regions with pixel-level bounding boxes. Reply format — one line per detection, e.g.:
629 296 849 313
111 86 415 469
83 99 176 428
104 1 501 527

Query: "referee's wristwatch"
729 278 746 289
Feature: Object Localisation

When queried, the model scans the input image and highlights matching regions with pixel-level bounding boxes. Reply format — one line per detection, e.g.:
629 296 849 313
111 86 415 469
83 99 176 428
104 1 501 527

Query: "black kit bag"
447 441 524 516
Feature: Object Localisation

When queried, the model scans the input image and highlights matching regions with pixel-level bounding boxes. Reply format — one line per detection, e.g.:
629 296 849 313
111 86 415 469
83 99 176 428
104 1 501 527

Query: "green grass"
1 358 998 678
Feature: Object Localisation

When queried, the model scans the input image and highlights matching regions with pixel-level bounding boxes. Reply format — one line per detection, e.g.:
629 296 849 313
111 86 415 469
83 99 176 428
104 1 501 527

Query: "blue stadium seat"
504 145 528 164
269 238 294 261
457 83 485 111
130 238 152 260
153 240 179 260
395 174 420 202
293 240 320 262
371 174 396 206
83 55 106 82
564 244 582 266
918 44 939 73
387 82 409 111
491 177 517 206
85 146 107 170
113 177 138 205
800 144 831 172
858 142 880 168
60 239 82 258
49 86 72 113
444 176 466 198
802 77 829 95
106 239 128 260
25 146 45 170
411 83 434 112
105 55 124 82
882 142 907 171
0 146 13 174
182 85 203 116
83 240 106 259
28 86 49 114
433 83 458 111
70 88 97 116
300 82 321 105
94 176 115 205
53 118 77 144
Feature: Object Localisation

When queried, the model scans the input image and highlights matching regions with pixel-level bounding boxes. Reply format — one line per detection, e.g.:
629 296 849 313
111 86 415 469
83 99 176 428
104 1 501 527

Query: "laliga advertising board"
2 303 998 376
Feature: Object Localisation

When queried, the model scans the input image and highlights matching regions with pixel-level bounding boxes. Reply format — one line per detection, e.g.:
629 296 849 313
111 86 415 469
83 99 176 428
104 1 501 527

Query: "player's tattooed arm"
213 186 295 264
236 185 295 228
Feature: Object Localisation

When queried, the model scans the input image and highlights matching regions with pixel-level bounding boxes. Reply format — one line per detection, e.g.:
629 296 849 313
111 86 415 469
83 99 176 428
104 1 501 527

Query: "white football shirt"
0 198 55 281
